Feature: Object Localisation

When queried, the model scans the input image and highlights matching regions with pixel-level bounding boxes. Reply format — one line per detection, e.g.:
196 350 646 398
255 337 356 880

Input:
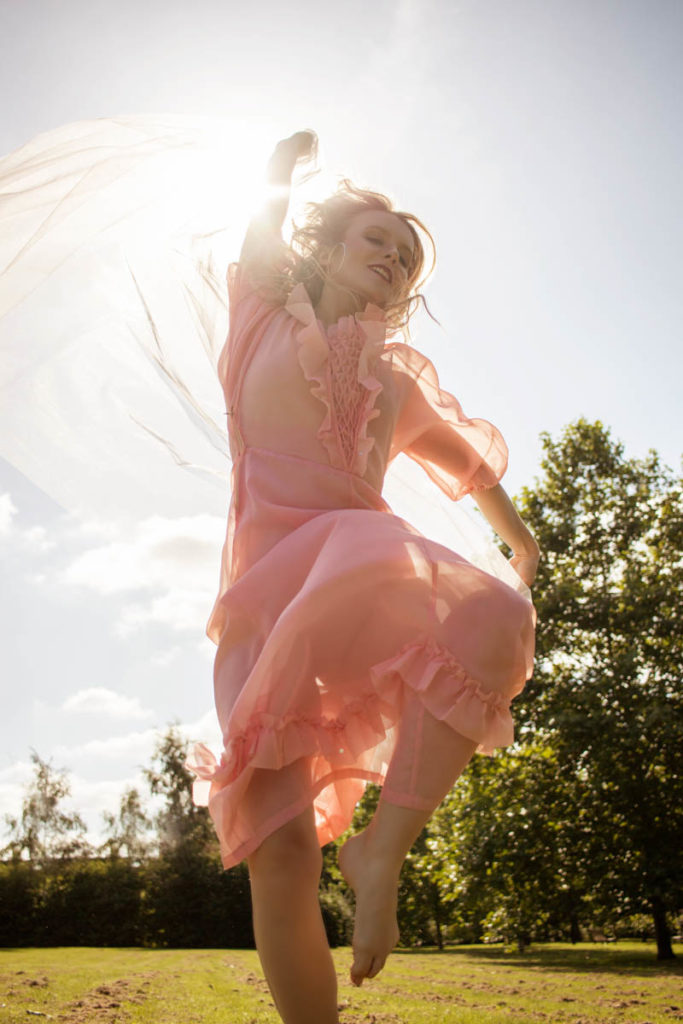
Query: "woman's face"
331 210 416 307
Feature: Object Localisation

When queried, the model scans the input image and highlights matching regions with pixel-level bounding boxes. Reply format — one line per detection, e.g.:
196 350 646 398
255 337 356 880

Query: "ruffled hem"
187 688 393 806
187 635 514 807
370 635 514 755
284 283 386 477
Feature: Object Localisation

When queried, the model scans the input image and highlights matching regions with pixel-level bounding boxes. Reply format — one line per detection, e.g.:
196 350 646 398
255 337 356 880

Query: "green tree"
143 724 214 854
140 725 256 947
428 743 588 950
100 786 151 862
326 783 446 948
2 752 91 865
316 423 682 958
510 419 683 959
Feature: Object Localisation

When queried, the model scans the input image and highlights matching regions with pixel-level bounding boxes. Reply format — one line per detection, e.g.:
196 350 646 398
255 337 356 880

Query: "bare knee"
248 806 322 886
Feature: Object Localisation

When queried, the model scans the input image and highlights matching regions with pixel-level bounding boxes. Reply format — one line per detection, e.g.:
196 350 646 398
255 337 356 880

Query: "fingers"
267 131 318 184
350 951 373 987
289 129 318 159
274 130 317 161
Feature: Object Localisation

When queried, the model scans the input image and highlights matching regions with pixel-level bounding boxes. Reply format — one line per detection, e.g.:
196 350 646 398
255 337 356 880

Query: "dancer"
187 129 539 1024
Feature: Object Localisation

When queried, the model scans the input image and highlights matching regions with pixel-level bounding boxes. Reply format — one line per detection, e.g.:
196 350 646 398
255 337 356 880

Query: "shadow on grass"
393 942 683 977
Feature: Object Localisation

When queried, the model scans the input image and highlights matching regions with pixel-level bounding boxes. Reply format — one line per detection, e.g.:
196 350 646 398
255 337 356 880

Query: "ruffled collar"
284 282 386 476
284 282 387 349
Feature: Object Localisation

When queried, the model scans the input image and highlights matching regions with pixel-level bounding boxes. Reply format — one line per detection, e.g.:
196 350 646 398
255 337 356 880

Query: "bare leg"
339 695 478 986
248 803 339 1024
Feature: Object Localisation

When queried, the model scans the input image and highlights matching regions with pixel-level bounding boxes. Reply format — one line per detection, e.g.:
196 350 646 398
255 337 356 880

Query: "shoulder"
228 261 287 308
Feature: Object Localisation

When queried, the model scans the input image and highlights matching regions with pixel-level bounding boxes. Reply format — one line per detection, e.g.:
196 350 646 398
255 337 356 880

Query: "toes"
351 953 385 986
350 950 374 987
366 957 384 979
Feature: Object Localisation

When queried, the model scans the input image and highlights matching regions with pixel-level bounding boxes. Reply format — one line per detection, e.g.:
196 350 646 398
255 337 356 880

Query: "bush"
319 886 354 947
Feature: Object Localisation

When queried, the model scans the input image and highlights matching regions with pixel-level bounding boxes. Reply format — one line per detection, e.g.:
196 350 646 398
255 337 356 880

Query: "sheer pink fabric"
0 117 533 872
188 266 536 869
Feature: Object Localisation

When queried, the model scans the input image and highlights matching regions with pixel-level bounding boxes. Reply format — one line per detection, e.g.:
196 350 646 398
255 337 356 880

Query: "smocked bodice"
325 317 374 470
236 282 393 489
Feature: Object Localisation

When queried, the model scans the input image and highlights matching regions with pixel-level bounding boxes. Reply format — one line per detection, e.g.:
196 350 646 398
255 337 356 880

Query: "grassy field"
0 943 681 1024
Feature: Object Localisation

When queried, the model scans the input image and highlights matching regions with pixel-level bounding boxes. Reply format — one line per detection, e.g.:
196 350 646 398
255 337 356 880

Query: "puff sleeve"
389 344 508 500
217 261 285 410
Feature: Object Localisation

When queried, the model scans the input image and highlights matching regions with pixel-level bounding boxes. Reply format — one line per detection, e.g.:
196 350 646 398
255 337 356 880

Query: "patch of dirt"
56 974 157 1024
239 968 272 994
0 973 52 1003
2 972 52 994
339 1015 403 1024
378 986 470 1004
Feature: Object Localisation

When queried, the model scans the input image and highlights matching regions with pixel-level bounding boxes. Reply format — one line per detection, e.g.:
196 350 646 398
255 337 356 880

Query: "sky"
1 0 681 847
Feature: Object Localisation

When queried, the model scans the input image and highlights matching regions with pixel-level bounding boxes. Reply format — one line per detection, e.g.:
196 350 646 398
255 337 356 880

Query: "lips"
368 264 393 284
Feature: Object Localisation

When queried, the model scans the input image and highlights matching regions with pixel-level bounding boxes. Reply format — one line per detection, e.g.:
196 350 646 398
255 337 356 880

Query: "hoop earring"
327 242 346 276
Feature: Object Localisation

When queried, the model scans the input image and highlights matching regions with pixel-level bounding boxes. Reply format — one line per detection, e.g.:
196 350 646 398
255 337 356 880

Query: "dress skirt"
189 448 535 869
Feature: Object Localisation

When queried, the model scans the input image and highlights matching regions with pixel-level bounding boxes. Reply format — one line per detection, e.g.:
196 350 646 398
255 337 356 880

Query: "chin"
362 282 391 307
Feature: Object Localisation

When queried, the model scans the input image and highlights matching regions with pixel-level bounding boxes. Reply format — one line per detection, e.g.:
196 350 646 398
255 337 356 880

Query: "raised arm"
239 130 318 271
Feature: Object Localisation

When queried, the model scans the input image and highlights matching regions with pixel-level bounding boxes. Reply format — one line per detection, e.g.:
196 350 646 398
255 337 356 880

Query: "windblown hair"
252 179 436 336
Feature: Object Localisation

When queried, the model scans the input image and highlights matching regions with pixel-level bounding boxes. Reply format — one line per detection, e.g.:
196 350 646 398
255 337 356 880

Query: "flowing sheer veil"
0 114 529 605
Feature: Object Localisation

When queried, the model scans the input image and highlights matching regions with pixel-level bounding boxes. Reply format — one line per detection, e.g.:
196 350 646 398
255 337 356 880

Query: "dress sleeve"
389 345 508 500
217 262 282 393
225 260 278 332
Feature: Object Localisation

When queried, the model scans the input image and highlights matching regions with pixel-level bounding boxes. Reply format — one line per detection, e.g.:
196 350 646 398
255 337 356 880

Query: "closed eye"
366 234 409 269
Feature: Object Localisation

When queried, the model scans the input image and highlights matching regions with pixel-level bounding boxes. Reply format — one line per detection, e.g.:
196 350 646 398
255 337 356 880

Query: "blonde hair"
254 179 436 336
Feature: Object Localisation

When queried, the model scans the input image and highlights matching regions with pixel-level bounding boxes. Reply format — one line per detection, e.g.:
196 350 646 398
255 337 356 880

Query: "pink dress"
188 265 536 869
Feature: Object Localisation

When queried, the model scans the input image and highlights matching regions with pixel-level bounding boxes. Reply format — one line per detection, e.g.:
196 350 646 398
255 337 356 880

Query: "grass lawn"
0 942 681 1023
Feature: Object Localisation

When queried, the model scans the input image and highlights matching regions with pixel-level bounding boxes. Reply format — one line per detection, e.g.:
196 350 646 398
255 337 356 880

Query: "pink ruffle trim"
284 283 386 477
187 689 390 806
370 636 514 754
187 636 514 805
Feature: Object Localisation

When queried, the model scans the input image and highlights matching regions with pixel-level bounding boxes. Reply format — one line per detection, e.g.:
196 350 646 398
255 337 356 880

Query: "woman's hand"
470 484 540 588
282 129 318 160
241 131 318 267
267 130 318 181
509 550 540 588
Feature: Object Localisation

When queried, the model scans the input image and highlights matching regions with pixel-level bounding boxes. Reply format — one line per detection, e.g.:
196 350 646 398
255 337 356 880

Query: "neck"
314 281 366 328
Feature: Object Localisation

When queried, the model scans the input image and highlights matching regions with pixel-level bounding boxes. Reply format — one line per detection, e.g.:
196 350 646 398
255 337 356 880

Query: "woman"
188 129 539 1023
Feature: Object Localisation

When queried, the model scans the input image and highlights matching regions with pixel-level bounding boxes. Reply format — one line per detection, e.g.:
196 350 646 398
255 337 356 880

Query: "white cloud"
25 571 47 585
0 494 56 551
21 524 56 552
62 687 154 721
58 513 223 635
61 513 223 595
0 492 17 534
180 708 222 750
69 771 158 831
196 636 217 661
149 644 183 667
0 758 33 786
116 589 212 635
53 727 160 763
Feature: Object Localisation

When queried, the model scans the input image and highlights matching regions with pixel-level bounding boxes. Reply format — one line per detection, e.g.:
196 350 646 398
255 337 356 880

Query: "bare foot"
338 831 401 987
